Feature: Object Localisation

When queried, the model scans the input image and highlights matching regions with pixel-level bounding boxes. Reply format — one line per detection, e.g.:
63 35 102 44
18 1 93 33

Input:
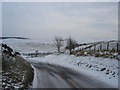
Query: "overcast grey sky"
0 3 2 37
2 2 118 42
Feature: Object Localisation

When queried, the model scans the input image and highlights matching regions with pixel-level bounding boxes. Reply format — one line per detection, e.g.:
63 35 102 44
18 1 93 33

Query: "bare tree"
54 36 63 54
66 37 78 55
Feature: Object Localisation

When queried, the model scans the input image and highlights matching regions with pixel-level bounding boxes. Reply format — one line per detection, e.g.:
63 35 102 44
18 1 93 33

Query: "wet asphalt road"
31 63 112 88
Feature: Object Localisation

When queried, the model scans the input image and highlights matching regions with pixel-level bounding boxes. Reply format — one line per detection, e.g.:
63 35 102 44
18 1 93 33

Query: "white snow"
23 54 118 88
75 40 118 51
2 39 118 88
31 65 40 88
2 39 58 53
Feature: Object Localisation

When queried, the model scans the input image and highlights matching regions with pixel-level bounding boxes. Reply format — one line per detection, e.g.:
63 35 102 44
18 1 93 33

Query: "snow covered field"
23 54 118 88
75 40 118 51
2 39 119 88
2 39 58 53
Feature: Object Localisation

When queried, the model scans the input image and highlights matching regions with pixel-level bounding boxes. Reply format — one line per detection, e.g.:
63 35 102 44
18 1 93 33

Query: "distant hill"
0 37 29 40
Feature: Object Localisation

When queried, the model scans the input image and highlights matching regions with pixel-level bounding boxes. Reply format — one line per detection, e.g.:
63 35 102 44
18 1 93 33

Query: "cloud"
0 3 2 37
2 2 118 42
2 0 119 2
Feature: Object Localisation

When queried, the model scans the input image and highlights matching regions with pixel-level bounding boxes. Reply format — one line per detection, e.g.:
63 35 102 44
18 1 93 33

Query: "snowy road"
31 63 112 88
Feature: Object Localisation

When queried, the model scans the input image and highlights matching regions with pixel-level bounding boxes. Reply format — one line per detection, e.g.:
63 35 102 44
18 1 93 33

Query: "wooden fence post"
89 47 91 51
107 42 109 51
100 44 102 51
94 45 96 51
117 42 118 52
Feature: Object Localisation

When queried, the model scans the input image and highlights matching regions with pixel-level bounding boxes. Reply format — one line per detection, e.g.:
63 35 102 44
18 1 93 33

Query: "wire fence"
77 41 118 53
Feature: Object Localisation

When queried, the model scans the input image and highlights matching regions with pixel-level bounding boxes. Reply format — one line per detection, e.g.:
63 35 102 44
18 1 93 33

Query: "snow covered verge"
23 54 119 88
1 44 34 89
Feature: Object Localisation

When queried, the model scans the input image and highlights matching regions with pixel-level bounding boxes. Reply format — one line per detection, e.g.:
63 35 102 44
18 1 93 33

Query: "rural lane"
30 62 114 88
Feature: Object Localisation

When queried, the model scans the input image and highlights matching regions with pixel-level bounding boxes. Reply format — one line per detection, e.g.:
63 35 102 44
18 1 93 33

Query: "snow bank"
23 54 118 88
